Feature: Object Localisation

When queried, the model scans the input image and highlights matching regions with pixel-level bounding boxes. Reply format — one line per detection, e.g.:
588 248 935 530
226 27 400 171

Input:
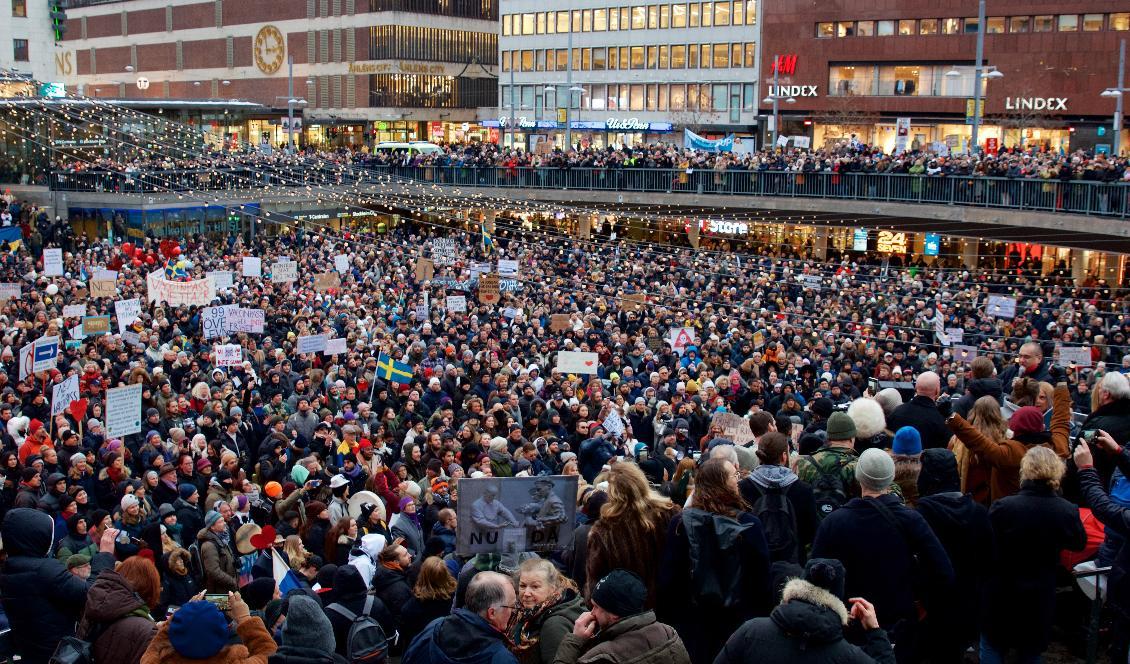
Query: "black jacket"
1079 451 1130 617
739 465 820 564
399 596 453 652
887 395 950 449
323 565 396 659
953 377 1004 418
268 647 348 664
174 497 204 545
714 578 895 664
0 508 115 664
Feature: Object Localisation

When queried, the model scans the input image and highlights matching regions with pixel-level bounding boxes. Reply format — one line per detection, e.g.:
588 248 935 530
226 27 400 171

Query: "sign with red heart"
68 398 89 423
249 525 277 550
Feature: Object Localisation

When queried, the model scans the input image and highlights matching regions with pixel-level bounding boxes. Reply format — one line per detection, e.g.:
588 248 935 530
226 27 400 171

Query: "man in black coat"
998 341 1051 392
0 508 117 664
886 371 950 449
324 564 396 660
1075 372 1130 490
371 543 415 635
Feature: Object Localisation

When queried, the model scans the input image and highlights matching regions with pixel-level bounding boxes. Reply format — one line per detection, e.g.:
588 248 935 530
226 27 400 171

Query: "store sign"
346 61 450 75
706 219 749 235
767 85 818 97
1005 97 1067 111
607 117 650 131
924 233 940 257
853 229 868 252
572 120 675 132
771 54 798 76
496 116 558 129
876 230 908 253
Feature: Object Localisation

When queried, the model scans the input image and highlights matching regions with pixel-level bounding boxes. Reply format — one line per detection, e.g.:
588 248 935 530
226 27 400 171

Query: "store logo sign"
606 117 650 131
767 85 818 97
1005 97 1067 111
771 54 798 76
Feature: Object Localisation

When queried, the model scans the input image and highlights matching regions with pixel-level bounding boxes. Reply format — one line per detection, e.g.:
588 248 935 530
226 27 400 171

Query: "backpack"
681 508 756 610
187 542 204 582
749 483 798 563
327 595 389 664
805 454 849 519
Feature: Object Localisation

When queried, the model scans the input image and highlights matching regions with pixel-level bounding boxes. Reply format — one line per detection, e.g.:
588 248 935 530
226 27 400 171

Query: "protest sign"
297 334 328 354
69 325 84 341
935 312 950 347
550 314 571 333
209 271 234 291
478 272 500 305
457 476 578 555
0 283 19 300
146 271 216 307
62 304 86 318
334 254 351 274
51 374 80 417
114 298 141 333
18 342 32 380
954 345 978 363
945 328 964 344
556 350 599 375
469 262 490 279
1056 345 1092 368
415 303 429 320
502 307 519 320
242 257 262 278
82 316 110 336
90 280 116 298
202 305 236 339
602 409 626 438
752 330 766 349
271 260 298 283
325 338 348 355
93 269 117 282
432 238 457 265
497 259 519 277
711 412 756 445
799 275 822 289
32 335 59 373
621 293 647 313
647 336 664 352
105 383 143 439
227 308 265 334
121 330 141 347
445 295 467 313
987 295 1017 319
43 248 63 276
215 344 243 367
414 257 435 283
314 272 340 292
667 327 697 355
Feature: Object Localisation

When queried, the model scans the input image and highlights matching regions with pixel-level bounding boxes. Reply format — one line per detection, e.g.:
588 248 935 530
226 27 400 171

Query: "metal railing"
48 166 1130 218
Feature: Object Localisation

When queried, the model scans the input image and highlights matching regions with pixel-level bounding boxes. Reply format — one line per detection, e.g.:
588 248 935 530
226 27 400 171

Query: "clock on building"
254 25 285 75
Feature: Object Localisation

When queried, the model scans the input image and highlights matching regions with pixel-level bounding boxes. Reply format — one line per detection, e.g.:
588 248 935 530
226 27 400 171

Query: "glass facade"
369 0 497 21
502 1 755 35
368 26 496 63
370 74 495 108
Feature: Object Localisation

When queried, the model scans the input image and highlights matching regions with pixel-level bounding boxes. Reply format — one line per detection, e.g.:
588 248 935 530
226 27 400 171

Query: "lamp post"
274 57 308 153
944 0 1003 154
763 54 796 148
1101 39 1127 156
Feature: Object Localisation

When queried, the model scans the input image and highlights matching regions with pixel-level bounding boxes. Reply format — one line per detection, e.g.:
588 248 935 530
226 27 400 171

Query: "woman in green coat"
509 558 587 664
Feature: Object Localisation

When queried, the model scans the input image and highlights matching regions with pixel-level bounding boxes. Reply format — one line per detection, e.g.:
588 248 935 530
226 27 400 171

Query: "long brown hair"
690 458 748 518
601 463 675 534
413 556 457 601
117 555 161 610
969 396 1007 440
323 517 354 563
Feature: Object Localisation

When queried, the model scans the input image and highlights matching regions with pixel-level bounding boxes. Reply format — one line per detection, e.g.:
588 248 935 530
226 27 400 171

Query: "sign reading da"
456 476 577 555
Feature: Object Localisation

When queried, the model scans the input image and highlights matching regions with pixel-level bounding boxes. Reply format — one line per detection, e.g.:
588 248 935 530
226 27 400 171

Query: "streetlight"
762 93 795 147
1100 39 1127 156
963 0 1005 154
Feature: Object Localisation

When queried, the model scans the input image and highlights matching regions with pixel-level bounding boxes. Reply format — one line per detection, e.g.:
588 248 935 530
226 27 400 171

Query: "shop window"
714 2 730 26
1058 15 1078 31
689 3 700 27
830 65 873 96
919 18 937 35
593 8 607 31
1009 16 1029 33
648 5 658 28
1082 14 1103 31
630 84 644 110
671 44 686 68
521 13 534 34
593 47 606 70
659 45 669 68
672 3 687 27
1033 15 1054 31
1113 13 1130 31
941 17 960 34
837 21 854 37
647 45 658 68
660 5 670 28
581 9 591 31
898 19 915 35
631 6 646 28
856 20 874 36
963 17 978 33
630 45 644 68
817 22 834 38
537 12 546 33
744 43 755 67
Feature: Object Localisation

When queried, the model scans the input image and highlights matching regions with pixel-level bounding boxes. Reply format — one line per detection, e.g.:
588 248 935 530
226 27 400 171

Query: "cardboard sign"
209 270 235 291
296 334 328 354
146 271 215 307
621 293 647 313
81 316 110 336
63 304 86 318
1056 345 1092 368
415 303 429 320
497 259 519 277
114 298 141 333
478 272 500 305
987 295 1017 319
550 314 572 333
105 383 143 439
271 260 298 283
446 296 467 313
647 336 664 352
0 283 20 300
667 327 697 355
51 374 80 417
314 272 340 292
325 338 348 355
752 330 766 349
227 308 265 334
415 257 435 283
954 345 978 363
90 280 116 298
121 330 141 347
43 248 64 276
711 412 755 445
215 344 243 367
334 254 351 274
456 476 578 555
945 328 964 344
556 350 599 375
242 256 262 278
93 269 117 282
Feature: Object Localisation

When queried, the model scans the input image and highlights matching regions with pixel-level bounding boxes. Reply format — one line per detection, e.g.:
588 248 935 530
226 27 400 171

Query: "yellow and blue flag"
480 220 494 255
376 353 413 385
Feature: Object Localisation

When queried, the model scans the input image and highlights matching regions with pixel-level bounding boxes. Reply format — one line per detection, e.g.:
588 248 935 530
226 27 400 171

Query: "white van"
373 141 442 157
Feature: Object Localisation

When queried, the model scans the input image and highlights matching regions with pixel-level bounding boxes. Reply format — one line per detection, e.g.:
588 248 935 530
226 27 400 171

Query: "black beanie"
240 577 277 611
803 558 847 603
918 448 961 497
591 569 647 618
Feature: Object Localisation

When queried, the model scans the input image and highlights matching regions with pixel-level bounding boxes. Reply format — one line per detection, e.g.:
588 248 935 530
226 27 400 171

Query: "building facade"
2 0 58 90
759 0 1129 155
496 0 761 151
57 0 499 147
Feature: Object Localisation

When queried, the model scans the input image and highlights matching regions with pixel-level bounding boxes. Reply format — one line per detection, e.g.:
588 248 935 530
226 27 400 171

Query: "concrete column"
812 228 828 260
1072 250 1089 286
961 239 979 271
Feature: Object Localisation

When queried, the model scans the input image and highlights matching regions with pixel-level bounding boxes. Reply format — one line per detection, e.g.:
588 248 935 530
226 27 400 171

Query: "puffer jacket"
79 570 157 664
197 527 239 593
140 615 278 664
0 508 115 664
713 579 895 664
552 610 690 664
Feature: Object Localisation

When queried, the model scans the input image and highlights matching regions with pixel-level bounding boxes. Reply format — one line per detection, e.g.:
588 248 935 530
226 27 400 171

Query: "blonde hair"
1020 446 1066 491
284 535 308 569
969 396 1008 440
601 463 674 534
517 557 576 594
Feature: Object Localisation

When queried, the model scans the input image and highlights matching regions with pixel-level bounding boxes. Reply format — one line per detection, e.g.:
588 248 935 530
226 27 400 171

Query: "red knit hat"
28 419 43 436
1009 406 1045 435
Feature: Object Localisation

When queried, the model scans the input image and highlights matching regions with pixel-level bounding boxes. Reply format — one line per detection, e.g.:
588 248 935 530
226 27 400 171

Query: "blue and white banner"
684 129 734 153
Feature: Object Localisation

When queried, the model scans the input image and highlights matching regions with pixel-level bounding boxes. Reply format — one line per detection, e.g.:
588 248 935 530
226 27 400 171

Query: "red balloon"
145 255 155 265
121 242 134 257
170 246 181 257
131 258 143 267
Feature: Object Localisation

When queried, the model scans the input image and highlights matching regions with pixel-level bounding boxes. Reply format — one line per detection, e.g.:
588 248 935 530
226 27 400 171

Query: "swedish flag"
376 353 413 385
480 220 494 255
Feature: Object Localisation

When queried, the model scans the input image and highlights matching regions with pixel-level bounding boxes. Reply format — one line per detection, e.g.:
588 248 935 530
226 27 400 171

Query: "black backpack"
749 483 798 564
805 454 849 519
326 595 389 664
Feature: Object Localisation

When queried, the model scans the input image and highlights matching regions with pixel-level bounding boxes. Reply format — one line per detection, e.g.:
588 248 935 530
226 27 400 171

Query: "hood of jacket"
83 570 148 623
968 377 1003 400
370 563 409 594
769 578 849 645
916 492 981 531
333 562 368 599
427 608 512 664
1 507 54 557
747 464 799 490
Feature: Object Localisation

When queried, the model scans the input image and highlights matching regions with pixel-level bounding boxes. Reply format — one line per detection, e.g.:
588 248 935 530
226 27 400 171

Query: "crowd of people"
1 178 1130 664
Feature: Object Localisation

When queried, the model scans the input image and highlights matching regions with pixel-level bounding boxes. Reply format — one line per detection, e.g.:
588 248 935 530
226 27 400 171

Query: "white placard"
146 271 216 307
602 409 626 438
987 295 1017 319
209 270 234 291
667 327 697 355
0 283 20 300
935 310 949 347
43 248 63 276
502 307 519 319
242 256 262 278
296 334 328 354
69 324 85 341
121 330 141 347
325 338 348 355
32 335 59 373
18 342 32 381
415 303 429 320
215 344 243 367
114 298 142 334
202 305 236 339
227 308 265 334
945 328 964 344
50 374 80 417
93 269 117 282
446 295 467 313
497 259 519 277
271 260 298 283
105 383 143 439
1057 346 1093 368
954 345 978 363
432 238 457 265
334 254 350 274
556 350 600 375
63 304 86 318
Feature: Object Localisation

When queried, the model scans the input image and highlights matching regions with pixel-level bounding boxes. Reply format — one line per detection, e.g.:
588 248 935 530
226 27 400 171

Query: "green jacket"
553 610 690 664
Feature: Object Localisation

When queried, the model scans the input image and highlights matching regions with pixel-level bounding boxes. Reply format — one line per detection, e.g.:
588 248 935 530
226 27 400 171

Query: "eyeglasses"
496 603 523 611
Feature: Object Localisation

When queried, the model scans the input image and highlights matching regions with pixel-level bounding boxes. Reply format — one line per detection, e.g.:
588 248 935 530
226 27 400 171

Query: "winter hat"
447 463 463 477
825 412 857 441
66 553 91 570
168 601 230 659
855 448 895 492
917 449 961 497
803 558 847 603
120 494 140 511
591 569 647 618
733 445 759 473
19 468 38 483
203 510 223 530
291 464 310 485
239 577 276 611
891 427 923 456
305 501 327 521
810 397 834 419
281 594 336 652
489 437 508 453
158 503 176 518
1009 406 1045 435
263 481 282 499
70 452 87 466
178 483 198 500
398 496 415 512
195 458 212 472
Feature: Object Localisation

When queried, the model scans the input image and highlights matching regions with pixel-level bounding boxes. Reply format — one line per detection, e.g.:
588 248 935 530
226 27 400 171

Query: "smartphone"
166 605 180 618
308 480 321 488
867 378 879 395
1082 430 1097 444
205 594 230 611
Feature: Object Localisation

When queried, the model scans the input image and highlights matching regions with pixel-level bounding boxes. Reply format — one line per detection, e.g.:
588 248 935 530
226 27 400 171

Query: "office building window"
714 1 730 26
898 19 915 35
1033 15 1054 31
877 20 894 35
1083 13 1103 31
672 3 686 27
671 44 686 68
594 8 606 31
12 0 26 17
609 7 619 29
1113 13 1130 30
817 22 834 38
630 45 644 68
856 20 874 36
744 42 755 67
713 43 728 67
646 45 658 67
700 44 712 68
631 6 646 28
830 64 874 96
1058 14 1078 31
701 2 712 26
13 38 28 61
556 11 568 32
837 21 853 36
732 2 742 26
919 18 937 34
688 43 699 67
985 16 1006 33
660 4 670 27
941 17 960 34
1009 16 1030 33
659 44 669 68
963 17 979 33
689 3 700 27
648 4 658 28
582 9 591 31
581 47 591 70
593 47 606 70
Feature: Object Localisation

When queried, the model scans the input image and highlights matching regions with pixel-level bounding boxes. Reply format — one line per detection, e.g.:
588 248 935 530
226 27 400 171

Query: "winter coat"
713 578 896 664
140 615 278 664
399 595 454 654
159 549 200 615
402 607 519 664
983 480 1086 650
1079 452 1130 618
946 383 1071 501
175 497 205 544
389 511 426 558
78 570 157 664
811 494 954 629
268 647 347 664
371 563 414 627
886 395 950 449
1067 398 1130 500
510 590 586 664
739 464 820 563
585 506 678 608
0 508 115 664
324 565 396 659
552 610 690 664
953 377 1004 419
198 527 239 593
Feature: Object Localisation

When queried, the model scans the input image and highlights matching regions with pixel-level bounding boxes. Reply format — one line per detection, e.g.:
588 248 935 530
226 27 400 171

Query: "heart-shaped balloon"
68 399 89 423
249 524 277 550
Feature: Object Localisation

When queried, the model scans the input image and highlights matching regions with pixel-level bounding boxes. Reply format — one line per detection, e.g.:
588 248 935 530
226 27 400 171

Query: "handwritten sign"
92 269 117 282
114 298 141 333
215 344 243 367
325 338 348 355
105 383 143 439
550 314 571 332
209 270 234 291
227 308 264 334
711 412 755 445
90 280 116 298
621 293 647 313
314 272 340 292
556 350 599 375
415 257 435 283
121 330 141 347
987 295 1017 319
497 259 519 277
415 303 429 320
202 305 236 339
0 283 19 300
43 248 63 276
81 316 110 336
334 254 350 274
242 256 262 278
446 295 466 313
271 260 298 283
146 271 216 307
296 334 328 354
50 374 80 417
1057 345 1092 368
954 345 978 363
63 304 86 318
478 272 500 305
432 238 457 265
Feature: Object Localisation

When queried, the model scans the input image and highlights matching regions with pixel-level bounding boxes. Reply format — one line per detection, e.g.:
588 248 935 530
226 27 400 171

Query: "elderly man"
402 571 519 664
887 371 950 450
1075 371 1130 491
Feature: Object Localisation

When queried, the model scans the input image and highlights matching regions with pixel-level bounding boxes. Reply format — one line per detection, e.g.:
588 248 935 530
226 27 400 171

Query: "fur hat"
847 398 887 440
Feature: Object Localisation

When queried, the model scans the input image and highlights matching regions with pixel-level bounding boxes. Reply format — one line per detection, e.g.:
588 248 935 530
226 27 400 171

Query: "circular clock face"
254 25 285 75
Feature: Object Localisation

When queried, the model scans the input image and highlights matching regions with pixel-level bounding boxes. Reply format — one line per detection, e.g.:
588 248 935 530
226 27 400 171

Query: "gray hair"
1101 371 1130 401
466 571 512 616
874 388 903 419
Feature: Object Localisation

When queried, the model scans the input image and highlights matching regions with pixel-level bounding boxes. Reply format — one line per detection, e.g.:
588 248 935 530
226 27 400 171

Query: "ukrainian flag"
376 353 414 385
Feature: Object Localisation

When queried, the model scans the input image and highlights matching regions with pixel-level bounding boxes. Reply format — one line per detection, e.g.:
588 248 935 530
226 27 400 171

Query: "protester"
139 592 278 663
270 594 346 664
508 557 586 664
398 556 457 651
402 570 519 664
739 431 818 564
